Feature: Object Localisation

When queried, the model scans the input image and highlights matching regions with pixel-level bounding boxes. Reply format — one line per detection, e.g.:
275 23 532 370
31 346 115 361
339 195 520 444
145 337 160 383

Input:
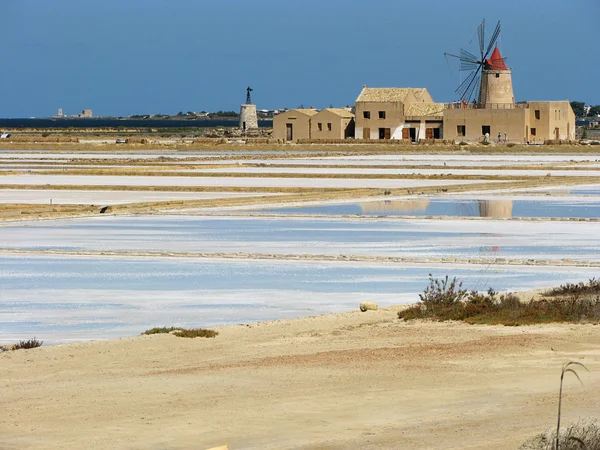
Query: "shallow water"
262 198 600 219
2 215 599 261
0 254 596 343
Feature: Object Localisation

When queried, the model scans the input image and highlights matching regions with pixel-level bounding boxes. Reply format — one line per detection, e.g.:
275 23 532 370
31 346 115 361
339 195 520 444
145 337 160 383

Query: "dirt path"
2 309 599 449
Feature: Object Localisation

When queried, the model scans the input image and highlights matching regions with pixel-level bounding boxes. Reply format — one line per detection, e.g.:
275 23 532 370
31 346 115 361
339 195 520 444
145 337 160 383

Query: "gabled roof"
356 87 429 103
290 109 319 116
486 47 508 71
404 103 445 117
319 108 354 118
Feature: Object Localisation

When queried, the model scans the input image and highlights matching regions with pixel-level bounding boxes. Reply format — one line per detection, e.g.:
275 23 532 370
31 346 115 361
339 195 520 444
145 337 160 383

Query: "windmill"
445 19 509 105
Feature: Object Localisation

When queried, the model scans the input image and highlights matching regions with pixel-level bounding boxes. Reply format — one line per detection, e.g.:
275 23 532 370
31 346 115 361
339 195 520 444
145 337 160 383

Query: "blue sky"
0 0 597 117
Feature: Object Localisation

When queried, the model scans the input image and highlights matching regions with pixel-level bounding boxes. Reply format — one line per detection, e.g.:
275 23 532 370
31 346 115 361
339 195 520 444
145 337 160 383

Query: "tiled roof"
321 108 355 118
404 103 445 117
356 87 428 103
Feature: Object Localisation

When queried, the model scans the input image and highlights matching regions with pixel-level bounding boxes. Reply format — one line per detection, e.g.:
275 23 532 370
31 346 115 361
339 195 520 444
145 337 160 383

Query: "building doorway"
402 128 410 140
363 127 370 140
426 128 441 139
555 127 560 140
286 124 293 141
379 128 391 140
409 128 417 142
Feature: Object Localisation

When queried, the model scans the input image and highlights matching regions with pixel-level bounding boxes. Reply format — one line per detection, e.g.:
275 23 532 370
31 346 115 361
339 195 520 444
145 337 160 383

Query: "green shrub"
142 327 177 335
172 328 218 338
142 327 218 338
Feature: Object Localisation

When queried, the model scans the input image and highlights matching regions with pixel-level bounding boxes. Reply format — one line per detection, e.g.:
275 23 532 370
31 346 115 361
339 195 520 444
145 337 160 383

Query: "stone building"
354 87 441 141
310 108 355 140
273 43 574 144
272 109 318 142
442 46 575 143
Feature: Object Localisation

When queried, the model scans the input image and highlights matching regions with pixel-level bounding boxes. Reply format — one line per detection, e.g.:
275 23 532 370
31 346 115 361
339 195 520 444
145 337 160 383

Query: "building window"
535 110 540 120
363 111 371 119
378 111 386 119
457 125 466 137
495 73 500 78
327 123 332 131
531 128 536 136
482 125 491 136
317 123 322 131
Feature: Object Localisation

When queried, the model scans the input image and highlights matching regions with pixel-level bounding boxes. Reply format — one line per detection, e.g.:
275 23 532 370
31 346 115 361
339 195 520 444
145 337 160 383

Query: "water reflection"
359 199 430 214
478 200 514 218
264 196 600 219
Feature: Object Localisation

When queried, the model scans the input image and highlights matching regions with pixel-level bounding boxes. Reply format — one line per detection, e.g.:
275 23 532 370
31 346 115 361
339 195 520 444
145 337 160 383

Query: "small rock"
360 302 378 312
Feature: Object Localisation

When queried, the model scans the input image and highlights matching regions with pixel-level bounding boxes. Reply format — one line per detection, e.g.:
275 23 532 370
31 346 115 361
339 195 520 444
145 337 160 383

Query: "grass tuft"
398 275 600 326
142 327 218 338
12 338 43 350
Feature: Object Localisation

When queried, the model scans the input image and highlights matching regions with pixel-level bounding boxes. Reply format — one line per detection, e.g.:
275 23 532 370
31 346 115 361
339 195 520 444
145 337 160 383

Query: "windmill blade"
477 19 485 59
460 48 479 63
456 69 477 97
484 21 501 59
459 49 480 71
457 65 483 101
467 71 482 103
460 60 479 72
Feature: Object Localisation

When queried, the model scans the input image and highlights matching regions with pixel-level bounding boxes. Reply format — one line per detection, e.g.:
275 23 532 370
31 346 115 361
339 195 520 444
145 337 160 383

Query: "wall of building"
528 100 575 143
443 108 528 143
480 70 515 105
272 110 315 142
355 101 404 139
311 110 354 140
527 101 575 142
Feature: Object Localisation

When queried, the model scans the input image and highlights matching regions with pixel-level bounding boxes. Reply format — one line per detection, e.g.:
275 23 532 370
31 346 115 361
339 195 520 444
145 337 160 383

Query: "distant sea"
0 118 273 129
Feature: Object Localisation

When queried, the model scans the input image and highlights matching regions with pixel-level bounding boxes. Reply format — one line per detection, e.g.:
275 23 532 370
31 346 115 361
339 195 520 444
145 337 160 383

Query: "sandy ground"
1 309 599 450
2 146 600 449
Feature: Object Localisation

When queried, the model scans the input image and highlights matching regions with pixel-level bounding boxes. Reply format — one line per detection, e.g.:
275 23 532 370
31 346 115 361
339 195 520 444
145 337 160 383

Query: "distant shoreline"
0 118 273 129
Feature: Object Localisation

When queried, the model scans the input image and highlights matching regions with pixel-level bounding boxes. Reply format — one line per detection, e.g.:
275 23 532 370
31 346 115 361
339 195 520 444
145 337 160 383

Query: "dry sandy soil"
2 307 599 450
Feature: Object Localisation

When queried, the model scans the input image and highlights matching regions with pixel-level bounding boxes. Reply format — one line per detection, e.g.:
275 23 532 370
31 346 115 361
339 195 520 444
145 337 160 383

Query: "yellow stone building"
273 44 575 144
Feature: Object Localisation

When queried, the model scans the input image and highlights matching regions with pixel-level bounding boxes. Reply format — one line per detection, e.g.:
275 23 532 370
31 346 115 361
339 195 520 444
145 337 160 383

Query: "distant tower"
478 47 515 106
240 86 258 132
57 108 64 117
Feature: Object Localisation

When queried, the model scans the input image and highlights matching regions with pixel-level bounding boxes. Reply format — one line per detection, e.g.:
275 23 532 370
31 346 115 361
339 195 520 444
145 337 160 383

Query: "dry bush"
545 278 600 297
12 338 43 350
398 276 600 326
521 418 600 449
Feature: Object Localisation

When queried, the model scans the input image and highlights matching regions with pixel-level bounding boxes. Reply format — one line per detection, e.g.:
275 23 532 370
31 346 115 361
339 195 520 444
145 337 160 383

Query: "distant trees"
570 101 600 118
570 101 586 118
209 111 239 118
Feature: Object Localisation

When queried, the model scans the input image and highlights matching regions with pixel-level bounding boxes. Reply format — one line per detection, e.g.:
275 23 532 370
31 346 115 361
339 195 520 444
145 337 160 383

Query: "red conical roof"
486 46 507 70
